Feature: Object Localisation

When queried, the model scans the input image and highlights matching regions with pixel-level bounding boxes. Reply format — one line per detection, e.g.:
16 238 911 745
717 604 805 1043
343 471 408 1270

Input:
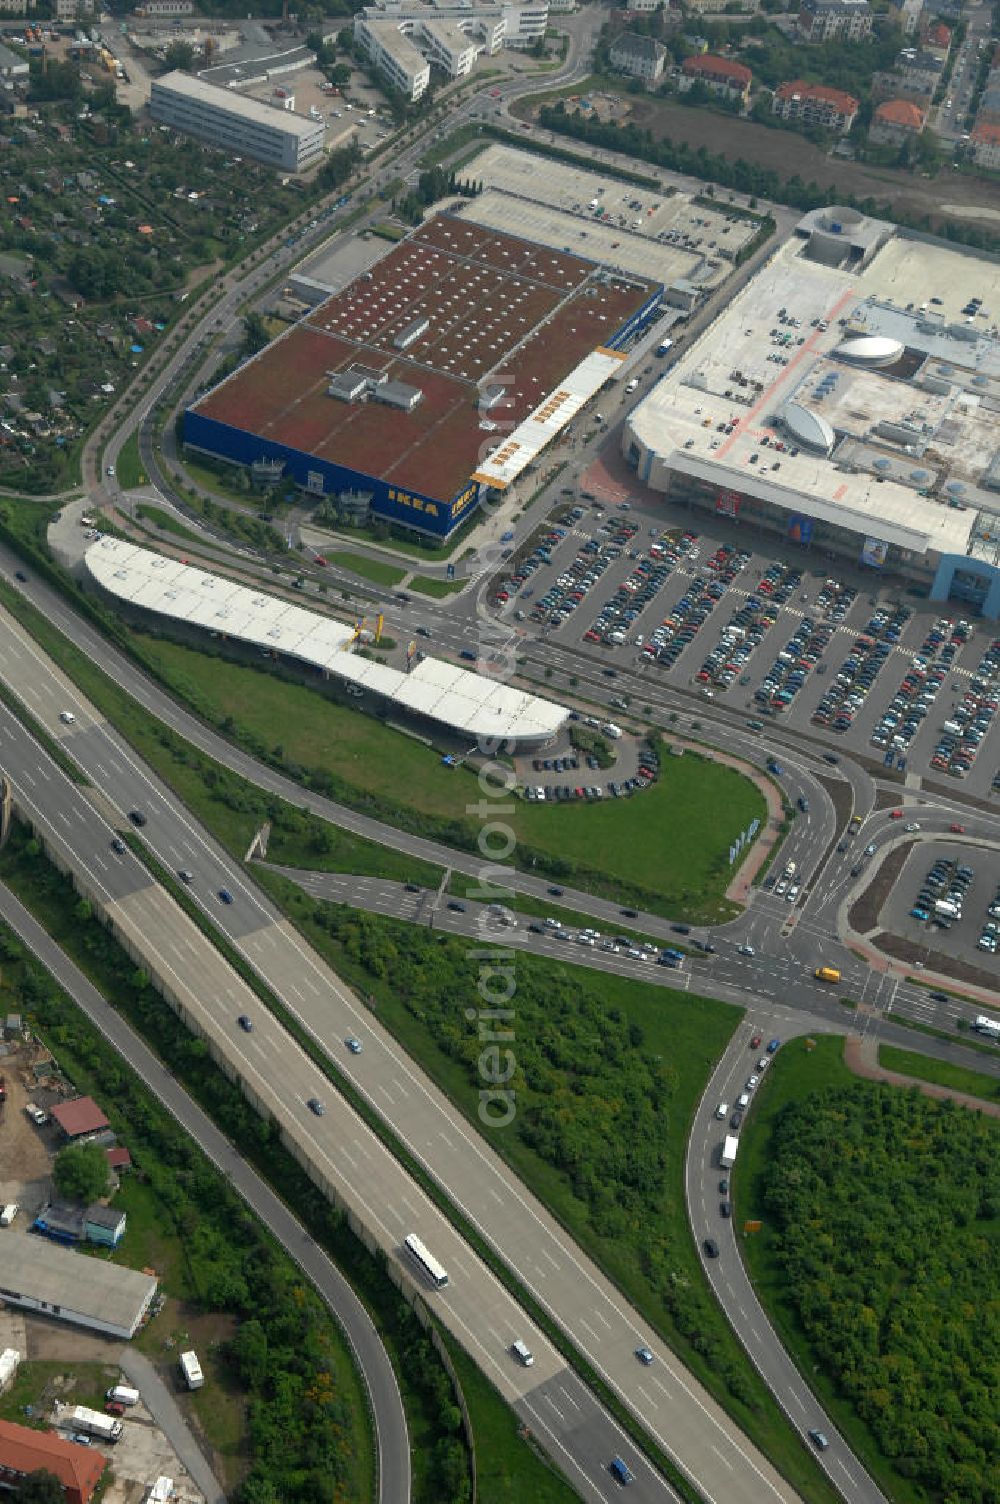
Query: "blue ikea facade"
183 408 480 540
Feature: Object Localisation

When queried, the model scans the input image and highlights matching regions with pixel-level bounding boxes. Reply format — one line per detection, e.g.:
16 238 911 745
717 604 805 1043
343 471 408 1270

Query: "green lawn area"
409 573 467 597
878 1044 1000 1102
181 455 267 510
116 431 148 489
444 1338 580 1504
129 636 761 919
327 549 406 587
136 503 203 544
0 1360 112 1425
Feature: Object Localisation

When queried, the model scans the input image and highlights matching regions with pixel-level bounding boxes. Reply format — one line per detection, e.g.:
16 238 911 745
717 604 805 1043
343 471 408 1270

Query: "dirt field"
0 1045 57 1220
552 94 1000 235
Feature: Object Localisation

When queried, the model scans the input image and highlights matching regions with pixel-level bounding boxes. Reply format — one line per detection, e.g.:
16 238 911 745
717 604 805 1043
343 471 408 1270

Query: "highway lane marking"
557 1384 581 1411
542 1393 565 1423
578 1319 600 1342
637 1383 658 1408
711 1445 733 1470
789 1390 805 1410
1 610 884 1491
540 1246 561 1270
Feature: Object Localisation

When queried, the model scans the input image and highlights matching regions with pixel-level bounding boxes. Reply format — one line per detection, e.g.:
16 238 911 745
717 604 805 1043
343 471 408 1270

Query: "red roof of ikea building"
191 215 659 508
0 1419 105 1504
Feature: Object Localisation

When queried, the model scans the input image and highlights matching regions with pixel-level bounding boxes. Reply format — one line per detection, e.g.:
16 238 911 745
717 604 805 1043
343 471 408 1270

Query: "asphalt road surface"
0 615 781 1504
0 880 409 1504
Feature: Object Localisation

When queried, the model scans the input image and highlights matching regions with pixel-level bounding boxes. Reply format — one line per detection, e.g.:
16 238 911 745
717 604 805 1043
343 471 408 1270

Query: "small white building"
0 1350 20 1396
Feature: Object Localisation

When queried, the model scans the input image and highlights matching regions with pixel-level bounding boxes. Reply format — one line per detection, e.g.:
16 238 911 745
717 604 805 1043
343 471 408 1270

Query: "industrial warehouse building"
184 212 663 539
84 538 568 746
0 1236 157 1339
623 208 1000 618
149 70 325 172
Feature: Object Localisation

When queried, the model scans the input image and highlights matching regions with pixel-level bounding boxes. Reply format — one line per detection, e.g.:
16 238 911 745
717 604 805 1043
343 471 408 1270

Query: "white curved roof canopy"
85 538 568 745
782 402 835 455
835 335 904 366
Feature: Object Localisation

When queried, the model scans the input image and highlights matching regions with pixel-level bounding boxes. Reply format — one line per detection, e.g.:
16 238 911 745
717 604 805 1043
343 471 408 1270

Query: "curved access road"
0 881 410 1504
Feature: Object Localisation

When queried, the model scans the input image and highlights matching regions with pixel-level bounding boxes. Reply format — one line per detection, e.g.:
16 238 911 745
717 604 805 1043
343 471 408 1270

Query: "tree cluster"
53 1141 111 1204
761 1084 1000 1502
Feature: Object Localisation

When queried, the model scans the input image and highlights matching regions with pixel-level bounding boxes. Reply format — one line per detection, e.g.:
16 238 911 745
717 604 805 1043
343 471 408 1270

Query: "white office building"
355 0 545 100
149 70 325 172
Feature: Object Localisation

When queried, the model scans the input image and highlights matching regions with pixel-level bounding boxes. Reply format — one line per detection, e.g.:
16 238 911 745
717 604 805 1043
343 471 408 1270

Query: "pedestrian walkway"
843 926 1000 1008
844 1035 1000 1118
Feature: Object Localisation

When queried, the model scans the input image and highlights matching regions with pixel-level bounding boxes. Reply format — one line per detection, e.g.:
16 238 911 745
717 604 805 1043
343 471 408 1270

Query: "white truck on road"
720 1135 739 1170
973 1015 1000 1040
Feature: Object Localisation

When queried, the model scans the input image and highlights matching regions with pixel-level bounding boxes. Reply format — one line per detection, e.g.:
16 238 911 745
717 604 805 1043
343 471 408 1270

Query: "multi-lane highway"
3 555 998 1504
0 638 685 1504
0 881 409 1504
0 600 813 1504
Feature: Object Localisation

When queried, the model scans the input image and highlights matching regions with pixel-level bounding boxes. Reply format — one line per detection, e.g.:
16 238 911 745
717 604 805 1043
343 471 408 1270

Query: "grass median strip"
878 1043 1000 1102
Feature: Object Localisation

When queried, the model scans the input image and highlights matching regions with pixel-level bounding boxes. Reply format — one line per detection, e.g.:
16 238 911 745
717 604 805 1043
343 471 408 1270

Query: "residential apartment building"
150 71 325 171
924 20 951 59
895 47 945 93
0 0 34 14
609 30 667 83
797 0 872 41
869 97 926 145
773 79 859 133
680 52 752 104
887 0 923 35
971 121 1000 169
976 84 1000 123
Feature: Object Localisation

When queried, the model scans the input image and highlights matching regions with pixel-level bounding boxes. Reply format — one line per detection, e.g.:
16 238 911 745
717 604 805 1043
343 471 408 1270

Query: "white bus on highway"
404 1233 449 1289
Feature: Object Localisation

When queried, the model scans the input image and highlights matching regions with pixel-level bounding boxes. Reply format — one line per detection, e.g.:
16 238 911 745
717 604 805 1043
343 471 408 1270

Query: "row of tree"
537 104 1000 254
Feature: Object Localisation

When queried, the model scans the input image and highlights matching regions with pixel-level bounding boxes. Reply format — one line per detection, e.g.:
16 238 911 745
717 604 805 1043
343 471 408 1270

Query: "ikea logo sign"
389 488 439 518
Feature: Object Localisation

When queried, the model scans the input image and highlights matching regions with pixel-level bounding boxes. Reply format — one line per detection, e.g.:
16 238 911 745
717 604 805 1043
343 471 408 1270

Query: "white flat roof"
627 238 978 558
86 540 567 743
472 347 626 490
152 69 325 139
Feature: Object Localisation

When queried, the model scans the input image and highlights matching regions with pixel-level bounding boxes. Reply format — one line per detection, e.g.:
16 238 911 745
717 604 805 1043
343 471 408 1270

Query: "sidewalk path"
842 927 1000 1009
118 1350 226 1504
844 1035 1000 1117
